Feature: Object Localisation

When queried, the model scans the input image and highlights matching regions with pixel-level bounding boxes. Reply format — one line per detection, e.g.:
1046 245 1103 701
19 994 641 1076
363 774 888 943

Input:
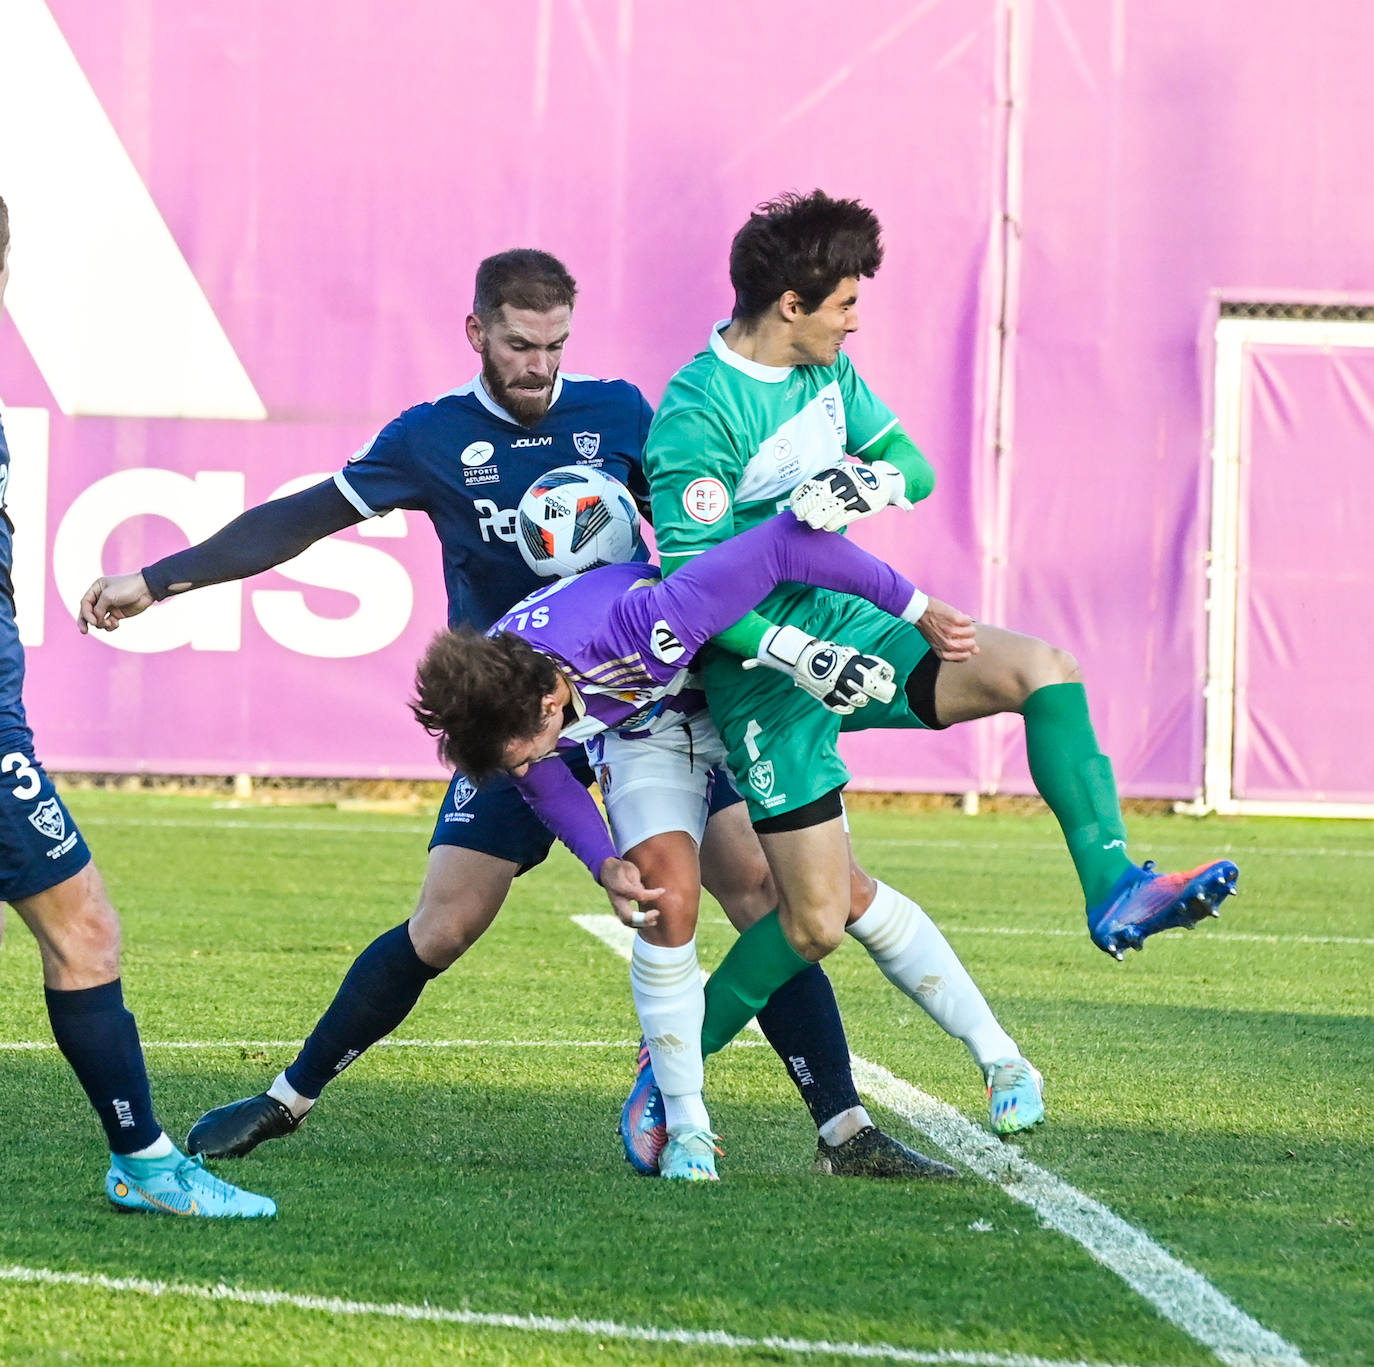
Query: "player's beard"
482 350 555 428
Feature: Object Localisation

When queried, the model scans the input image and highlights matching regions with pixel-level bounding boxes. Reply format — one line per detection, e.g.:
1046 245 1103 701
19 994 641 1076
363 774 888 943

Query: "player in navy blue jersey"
80 249 954 1176
0 195 275 1218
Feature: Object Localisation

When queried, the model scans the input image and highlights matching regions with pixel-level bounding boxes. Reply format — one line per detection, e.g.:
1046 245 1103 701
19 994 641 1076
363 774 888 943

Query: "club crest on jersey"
451 777 478 810
650 621 686 665
683 477 728 524
573 432 601 459
28 798 66 842
747 760 775 799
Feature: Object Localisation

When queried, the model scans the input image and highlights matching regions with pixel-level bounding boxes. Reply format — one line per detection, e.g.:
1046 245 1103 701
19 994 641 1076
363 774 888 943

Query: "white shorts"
589 711 735 854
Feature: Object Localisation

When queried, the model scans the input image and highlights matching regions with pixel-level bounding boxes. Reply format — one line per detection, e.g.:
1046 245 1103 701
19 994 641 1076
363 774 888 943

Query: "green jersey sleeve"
835 352 899 455
644 404 746 562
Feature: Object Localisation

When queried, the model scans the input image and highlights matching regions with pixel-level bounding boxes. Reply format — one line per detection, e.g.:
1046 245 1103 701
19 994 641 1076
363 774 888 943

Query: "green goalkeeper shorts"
699 586 934 824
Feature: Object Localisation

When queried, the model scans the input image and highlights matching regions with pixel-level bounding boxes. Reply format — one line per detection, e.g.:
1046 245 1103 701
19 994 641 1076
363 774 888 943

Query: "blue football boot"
619 1040 667 1176
1088 859 1239 959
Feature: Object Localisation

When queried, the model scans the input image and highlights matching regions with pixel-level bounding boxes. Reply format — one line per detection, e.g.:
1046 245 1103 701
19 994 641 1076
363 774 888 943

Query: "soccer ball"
516 465 646 577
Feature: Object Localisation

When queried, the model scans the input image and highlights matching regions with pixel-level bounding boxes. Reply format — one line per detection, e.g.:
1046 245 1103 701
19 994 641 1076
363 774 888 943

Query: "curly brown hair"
411 627 560 782
729 189 883 324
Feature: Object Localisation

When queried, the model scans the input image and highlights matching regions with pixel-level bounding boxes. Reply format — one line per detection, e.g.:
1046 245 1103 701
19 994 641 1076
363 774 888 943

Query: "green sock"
701 910 810 1059
1022 682 1132 906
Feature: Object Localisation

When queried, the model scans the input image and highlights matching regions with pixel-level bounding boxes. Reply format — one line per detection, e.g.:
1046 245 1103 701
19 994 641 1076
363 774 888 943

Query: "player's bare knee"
848 863 878 921
780 905 846 960
408 894 499 969
1008 638 1080 704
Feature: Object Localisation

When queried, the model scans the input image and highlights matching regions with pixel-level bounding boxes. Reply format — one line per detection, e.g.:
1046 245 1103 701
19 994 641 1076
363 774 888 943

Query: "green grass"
1 792 1370 1366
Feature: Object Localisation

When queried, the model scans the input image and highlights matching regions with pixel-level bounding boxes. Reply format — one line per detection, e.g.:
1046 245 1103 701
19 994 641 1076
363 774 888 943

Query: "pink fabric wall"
1235 348 1374 803
4 1 1373 791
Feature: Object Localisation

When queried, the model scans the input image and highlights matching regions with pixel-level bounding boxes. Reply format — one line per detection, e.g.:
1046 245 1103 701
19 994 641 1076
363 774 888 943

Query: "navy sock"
754 963 862 1130
45 980 162 1155
285 922 441 1099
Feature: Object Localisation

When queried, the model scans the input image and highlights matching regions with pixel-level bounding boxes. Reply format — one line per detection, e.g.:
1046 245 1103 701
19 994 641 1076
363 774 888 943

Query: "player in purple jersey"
77 250 943 1177
0 195 274 1218
411 512 987 1177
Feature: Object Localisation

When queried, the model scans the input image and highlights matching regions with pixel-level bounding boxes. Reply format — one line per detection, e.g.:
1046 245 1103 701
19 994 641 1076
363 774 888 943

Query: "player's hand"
915 598 979 662
598 856 665 928
745 624 897 714
788 460 912 532
78 573 155 634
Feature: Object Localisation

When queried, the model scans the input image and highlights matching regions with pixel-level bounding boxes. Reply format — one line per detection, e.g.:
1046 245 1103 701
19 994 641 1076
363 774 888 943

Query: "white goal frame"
1189 310 1374 818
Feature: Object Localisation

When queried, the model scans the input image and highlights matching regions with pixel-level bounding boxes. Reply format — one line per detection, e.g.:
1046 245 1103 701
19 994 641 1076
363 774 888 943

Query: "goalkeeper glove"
743 624 897 714
789 460 912 532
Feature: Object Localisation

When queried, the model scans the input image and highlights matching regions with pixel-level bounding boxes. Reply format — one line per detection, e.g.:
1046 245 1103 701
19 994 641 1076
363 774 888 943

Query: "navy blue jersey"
334 372 651 631
0 414 30 742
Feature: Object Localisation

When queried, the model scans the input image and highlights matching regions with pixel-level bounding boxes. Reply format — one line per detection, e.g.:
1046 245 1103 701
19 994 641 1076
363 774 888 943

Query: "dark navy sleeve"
143 480 362 600
333 408 428 518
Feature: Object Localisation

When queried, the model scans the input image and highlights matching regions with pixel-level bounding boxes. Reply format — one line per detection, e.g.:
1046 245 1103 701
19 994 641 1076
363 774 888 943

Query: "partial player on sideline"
0 194 275 1218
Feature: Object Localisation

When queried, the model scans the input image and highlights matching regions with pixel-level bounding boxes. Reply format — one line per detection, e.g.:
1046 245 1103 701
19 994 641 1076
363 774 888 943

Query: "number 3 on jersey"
2 752 41 800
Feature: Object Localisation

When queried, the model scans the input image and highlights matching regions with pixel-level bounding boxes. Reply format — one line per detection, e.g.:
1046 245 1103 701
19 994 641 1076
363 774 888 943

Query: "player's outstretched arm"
515 758 663 925
76 480 362 633
78 573 155 633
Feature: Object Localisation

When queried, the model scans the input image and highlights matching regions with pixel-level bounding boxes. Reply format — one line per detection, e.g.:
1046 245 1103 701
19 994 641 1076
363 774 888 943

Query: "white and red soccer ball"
516 465 646 578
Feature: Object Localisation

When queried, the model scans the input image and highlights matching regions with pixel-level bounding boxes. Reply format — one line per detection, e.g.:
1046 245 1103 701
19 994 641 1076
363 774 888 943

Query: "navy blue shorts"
429 746 744 875
0 742 92 903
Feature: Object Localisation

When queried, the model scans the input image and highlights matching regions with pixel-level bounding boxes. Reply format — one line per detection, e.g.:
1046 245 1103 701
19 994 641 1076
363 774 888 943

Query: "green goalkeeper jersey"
646 323 905 558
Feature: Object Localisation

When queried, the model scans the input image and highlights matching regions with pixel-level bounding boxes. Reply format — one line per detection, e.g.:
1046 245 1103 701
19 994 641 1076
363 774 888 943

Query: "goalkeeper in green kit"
642 190 1239 1081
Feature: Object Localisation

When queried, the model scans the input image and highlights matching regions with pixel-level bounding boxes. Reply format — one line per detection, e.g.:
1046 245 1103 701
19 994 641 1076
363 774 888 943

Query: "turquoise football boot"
107 1150 276 1218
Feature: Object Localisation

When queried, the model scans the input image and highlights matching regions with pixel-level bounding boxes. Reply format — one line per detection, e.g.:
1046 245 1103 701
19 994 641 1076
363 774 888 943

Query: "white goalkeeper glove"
743 624 897 715
788 460 912 532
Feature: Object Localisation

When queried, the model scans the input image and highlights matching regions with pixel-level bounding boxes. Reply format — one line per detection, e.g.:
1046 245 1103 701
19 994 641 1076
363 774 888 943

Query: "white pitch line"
0 1263 1172 1367
573 915 1313 1367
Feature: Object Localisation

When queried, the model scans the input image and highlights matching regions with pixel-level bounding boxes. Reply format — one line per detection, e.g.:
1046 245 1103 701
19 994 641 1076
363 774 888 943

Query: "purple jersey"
498 512 923 876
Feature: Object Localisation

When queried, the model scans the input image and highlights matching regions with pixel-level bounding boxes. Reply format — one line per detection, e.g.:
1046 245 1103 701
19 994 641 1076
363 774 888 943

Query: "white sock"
818 1105 873 1147
630 935 707 1127
122 1130 174 1161
664 1093 712 1134
268 1071 315 1120
848 881 1019 1070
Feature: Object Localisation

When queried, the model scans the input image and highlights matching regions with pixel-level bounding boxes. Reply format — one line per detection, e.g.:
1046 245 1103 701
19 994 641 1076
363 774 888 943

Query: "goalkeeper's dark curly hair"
729 189 883 324
411 627 560 783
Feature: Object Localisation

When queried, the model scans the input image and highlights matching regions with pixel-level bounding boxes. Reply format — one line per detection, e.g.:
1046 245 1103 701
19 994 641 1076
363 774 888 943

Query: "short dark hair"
0 196 9 259
472 249 577 323
729 190 883 323
411 627 561 782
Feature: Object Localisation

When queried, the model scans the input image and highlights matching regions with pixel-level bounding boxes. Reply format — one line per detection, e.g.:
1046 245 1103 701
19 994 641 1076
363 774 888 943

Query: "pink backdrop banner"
1234 347 1374 803
4 1 1374 791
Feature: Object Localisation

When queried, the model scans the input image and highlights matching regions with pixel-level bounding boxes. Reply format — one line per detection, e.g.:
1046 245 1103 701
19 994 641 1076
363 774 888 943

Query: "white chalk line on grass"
0 1264 1169 1367
574 916 1312 1367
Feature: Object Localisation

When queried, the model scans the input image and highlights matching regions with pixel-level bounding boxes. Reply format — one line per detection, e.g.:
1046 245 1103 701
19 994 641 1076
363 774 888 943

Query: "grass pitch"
0 791 1370 1366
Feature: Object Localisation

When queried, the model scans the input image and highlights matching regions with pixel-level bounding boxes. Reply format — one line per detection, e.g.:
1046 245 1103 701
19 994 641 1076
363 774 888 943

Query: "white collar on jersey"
707 320 793 384
461 372 566 425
